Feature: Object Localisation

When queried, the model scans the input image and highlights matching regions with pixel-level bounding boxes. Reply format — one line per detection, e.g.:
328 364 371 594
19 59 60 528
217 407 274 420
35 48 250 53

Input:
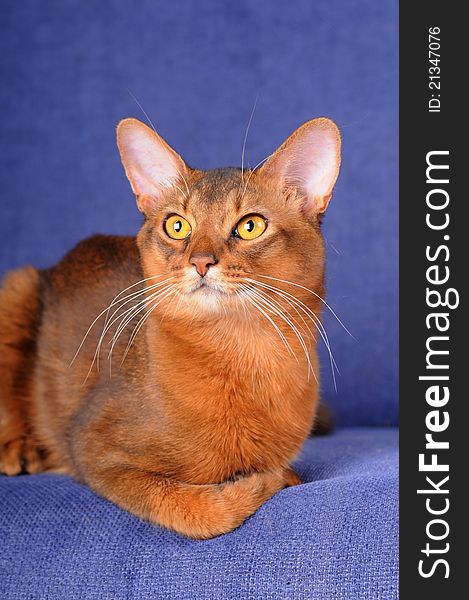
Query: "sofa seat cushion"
0 428 398 599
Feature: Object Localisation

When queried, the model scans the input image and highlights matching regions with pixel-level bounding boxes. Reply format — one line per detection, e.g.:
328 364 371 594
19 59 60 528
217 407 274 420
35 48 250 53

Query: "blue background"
0 0 398 426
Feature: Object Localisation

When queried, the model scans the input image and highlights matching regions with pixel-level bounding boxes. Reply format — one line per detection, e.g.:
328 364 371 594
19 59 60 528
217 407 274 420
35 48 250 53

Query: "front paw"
0 437 44 476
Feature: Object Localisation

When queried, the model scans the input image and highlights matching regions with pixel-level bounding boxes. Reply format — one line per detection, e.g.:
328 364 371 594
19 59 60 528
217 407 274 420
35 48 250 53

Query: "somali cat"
0 117 340 538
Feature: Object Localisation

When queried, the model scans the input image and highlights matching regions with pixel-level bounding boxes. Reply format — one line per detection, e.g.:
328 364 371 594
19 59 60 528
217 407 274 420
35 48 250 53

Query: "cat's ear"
116 118 188 214
259 118 341 215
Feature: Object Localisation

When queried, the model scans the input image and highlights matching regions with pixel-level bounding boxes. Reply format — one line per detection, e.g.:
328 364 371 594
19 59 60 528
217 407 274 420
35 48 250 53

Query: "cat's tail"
310 402 334 436
0 266 43 475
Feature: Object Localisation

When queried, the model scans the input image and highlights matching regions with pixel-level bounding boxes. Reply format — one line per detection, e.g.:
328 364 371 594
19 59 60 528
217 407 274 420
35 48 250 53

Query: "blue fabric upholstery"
0 429 398 599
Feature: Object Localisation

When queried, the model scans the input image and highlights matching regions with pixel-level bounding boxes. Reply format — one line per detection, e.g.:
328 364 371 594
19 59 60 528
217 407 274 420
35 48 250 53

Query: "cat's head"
117 117 341 317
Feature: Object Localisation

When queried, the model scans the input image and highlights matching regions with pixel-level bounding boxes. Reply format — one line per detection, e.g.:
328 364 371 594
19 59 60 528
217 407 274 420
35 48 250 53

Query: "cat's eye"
164 215 192 240
234 214 267 240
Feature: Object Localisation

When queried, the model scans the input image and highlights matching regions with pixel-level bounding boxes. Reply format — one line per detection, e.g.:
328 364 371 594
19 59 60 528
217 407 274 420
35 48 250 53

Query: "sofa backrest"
0 0 398 426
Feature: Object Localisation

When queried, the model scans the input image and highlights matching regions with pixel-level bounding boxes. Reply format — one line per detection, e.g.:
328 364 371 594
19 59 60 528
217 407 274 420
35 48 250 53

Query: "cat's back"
45 234 140 294
40 234 142 361
32 234 139 388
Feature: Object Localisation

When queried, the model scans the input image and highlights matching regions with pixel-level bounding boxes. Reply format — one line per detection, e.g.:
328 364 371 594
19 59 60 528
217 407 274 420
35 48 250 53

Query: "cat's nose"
189 253 218 277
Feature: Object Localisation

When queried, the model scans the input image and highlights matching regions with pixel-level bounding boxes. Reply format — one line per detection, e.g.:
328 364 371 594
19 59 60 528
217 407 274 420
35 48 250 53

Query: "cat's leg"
81 465 295 539
0 437 43 476
0 267 45 475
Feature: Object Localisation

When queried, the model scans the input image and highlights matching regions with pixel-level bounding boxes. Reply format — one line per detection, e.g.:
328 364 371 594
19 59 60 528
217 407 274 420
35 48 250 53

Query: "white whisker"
247 278 338 367
246 277 339 390
70 273 172 368
98 278 176 369
238 286 297 362
240 93 259 184
241 155 269 198
101 273 172 332
250 281 317 343
255 273 356 340
127 89 191 198
159 287 180 324
119 285 177 365
82 283 174 383
244 285 316 383
107 284 174 362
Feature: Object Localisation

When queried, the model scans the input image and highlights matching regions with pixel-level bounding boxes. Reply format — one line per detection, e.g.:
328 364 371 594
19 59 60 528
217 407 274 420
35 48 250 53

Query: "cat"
0 116 341 538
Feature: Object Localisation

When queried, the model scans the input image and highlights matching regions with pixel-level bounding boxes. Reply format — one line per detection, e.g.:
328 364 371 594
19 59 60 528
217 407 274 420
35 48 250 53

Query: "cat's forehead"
189 168 244 207
157 167 283 225
182 167 276 217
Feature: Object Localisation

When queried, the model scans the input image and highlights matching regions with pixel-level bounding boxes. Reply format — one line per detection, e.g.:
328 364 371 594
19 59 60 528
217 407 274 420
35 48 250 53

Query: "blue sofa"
1 430 397 599
0 1 398 598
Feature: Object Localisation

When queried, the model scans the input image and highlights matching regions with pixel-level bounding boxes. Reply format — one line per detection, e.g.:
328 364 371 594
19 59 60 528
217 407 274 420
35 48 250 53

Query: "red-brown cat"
0 117 341 538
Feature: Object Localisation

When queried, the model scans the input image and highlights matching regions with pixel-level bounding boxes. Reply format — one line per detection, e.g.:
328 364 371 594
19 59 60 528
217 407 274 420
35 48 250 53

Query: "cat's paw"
283 467 302 487
0 437 44 476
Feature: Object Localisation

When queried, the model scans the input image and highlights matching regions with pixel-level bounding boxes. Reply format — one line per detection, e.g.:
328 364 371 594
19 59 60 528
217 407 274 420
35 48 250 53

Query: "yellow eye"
164 214 192 240
235 214 267 240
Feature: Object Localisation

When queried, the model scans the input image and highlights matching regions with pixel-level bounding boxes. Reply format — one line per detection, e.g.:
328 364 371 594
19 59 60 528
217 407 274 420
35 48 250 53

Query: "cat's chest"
145 326 317 481
159 359 316 483
164 347 304 419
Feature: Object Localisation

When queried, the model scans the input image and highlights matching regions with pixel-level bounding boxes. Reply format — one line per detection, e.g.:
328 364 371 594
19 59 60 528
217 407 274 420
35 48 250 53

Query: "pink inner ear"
117 119 186 199
262 119 341 214
287 129 339 197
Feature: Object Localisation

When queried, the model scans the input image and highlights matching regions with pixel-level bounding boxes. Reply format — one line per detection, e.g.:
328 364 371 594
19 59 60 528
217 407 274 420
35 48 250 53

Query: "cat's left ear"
259 118 341 215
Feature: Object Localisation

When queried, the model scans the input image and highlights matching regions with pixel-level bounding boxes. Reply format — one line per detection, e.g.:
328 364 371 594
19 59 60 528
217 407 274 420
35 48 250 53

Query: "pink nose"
189 253 217 277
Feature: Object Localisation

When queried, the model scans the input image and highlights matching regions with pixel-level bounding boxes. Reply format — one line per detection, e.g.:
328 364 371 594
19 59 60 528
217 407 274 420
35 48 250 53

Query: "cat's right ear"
258 118 341 216
116 118 189 214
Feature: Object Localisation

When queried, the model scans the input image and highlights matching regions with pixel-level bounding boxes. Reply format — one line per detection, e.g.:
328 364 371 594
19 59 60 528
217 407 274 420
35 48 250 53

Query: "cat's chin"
180 283 234 314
